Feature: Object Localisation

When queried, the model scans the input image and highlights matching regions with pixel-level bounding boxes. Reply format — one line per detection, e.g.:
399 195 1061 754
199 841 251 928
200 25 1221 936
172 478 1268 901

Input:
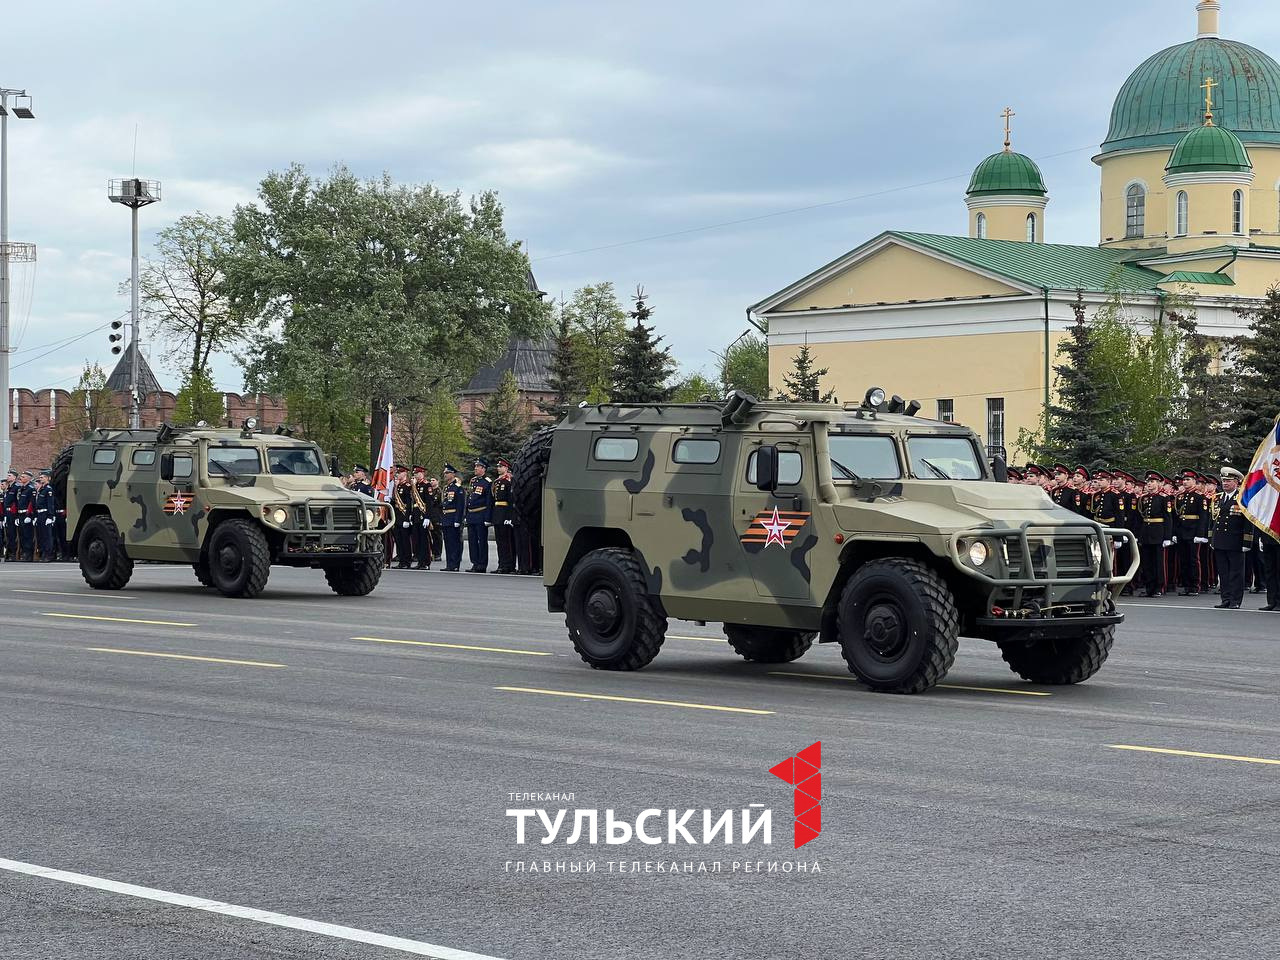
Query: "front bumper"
279 531 387 559
262 498 393 559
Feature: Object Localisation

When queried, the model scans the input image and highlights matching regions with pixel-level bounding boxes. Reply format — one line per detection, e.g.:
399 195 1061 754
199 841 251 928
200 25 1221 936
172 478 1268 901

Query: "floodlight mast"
0 86 36 473
108 178 161 429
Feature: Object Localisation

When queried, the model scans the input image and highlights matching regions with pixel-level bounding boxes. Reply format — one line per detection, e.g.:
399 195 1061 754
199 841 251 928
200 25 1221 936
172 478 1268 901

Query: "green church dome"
1101 38 1280 155
1166 123 1252 173
966 151 1047 197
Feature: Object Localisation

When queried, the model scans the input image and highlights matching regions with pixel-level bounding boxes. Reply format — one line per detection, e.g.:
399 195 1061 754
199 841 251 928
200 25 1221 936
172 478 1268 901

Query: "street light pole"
108 178 160 429
0 86 36 473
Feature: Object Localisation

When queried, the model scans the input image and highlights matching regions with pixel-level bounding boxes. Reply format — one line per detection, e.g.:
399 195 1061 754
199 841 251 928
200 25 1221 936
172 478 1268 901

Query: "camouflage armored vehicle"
512 390 1138 694
53 421 392 598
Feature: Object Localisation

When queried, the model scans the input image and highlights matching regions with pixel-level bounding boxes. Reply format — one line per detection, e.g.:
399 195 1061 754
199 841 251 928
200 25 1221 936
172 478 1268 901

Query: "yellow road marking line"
352 636 550 657
13 589 132 600
668 634 726 643
495 686 774 715
86 647 284 668
43 613 196 627
768 671 1051 697
1108 744 1280 766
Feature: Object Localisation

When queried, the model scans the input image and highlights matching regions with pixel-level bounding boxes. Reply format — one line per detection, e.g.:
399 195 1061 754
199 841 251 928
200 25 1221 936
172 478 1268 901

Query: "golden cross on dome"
1202 76 1218 125
1001 107 1015 152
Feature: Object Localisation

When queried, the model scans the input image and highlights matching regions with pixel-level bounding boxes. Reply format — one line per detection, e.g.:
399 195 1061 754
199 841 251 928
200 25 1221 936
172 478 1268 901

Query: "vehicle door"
143 446 202 562
731 433 816 600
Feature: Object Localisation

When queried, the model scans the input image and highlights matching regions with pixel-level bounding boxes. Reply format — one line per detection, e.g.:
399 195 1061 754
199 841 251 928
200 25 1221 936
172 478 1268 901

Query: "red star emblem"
760 506 791 549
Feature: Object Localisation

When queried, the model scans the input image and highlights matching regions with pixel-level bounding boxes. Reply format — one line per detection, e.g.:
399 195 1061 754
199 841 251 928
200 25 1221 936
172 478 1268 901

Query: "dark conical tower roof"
464 337 554 394
105 341 162 395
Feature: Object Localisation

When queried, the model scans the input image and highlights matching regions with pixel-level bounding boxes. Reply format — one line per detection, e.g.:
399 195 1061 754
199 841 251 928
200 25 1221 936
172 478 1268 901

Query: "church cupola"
965 108 1049 242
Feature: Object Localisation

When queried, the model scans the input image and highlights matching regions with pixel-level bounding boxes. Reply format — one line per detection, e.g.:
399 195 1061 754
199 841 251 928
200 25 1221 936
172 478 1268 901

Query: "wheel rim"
584 583 623 640
862 596 908 661
84 535 108 576
215 539 244 582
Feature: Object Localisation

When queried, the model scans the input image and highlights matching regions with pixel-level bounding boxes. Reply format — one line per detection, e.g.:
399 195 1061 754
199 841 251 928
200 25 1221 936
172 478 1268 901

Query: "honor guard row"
1006 462 1276 612
1 468 69 563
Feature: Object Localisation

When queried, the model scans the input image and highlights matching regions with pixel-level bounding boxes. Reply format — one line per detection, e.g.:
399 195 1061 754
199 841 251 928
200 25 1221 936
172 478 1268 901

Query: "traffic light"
109 319 124 355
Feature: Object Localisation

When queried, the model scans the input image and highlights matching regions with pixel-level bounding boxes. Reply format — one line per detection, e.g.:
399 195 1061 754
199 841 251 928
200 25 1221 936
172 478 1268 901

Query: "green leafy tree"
225 164 550 465
611 286 675 402
53 362 125 448
173 368 225 426
420 390 472 477
1043 290 1126 469
469 370 526 465
538 302 585 417
670 371 718 402
137 213 245 393
717 330 769 399
563 282 627 401
1228 285 1280 463
776 343 834 403
1158 309 1234 469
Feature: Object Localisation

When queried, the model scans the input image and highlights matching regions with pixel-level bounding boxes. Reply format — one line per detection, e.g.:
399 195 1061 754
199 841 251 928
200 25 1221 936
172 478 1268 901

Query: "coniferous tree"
777 344 834 403
611 286 675 402
470 370 526 465
1158 311 1233 469
563 282 627 402
1228 285 1280 462
717 329 770 399
1043 290 1125 469
538 304 585 417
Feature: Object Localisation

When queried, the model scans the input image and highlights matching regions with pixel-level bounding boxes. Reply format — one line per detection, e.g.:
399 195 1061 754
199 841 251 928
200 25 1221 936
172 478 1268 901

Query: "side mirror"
992 456 1009 484
755 445 779 493
160 453 175 482
328 455 341 477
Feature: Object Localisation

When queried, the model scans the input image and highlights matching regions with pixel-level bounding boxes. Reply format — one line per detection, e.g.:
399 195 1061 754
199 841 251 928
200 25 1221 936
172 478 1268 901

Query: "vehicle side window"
172 455 194 480
132 448 157 466
594 436 639 462
91 448 117 466
746 450 802 485
828 435 901 479
672 438 720 465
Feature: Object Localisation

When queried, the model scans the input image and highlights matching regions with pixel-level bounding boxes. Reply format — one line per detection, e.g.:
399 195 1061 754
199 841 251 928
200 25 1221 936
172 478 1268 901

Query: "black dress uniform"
1212 470 1254 609
1172 479 1209 596
465 460 493 572
349 467 374 497
441 468 466 571
14 473 36 561
409 468 436 570
1 472 18 561
33 475 57 562
491 459 515 574
392 474 415 568
1137 478 1172 597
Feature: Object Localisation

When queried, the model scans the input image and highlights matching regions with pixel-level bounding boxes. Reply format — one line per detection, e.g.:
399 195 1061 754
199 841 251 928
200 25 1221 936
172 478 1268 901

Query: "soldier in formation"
1 467 68 562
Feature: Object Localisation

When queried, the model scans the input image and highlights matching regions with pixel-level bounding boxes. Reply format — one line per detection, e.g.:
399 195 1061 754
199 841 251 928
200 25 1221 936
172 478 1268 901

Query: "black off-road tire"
724 624 815 663
205 519 271 598
511 425 555 534
565 547 667 670
324 556 384 596
193 562 214 587
51 445 73 510
997 626 1114 685
837 558 959 694
78 515 134 590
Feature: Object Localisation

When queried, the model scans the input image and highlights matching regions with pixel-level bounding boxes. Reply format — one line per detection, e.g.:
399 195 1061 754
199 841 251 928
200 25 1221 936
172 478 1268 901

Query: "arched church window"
1232 190 1244 234
1026 213 1037 243
976 213 987 239
1176 191 1189 236
1125 184 1146 238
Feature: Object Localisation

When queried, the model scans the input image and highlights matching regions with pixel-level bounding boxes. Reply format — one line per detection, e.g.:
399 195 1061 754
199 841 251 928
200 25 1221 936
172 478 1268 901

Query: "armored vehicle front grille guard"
291 500 368 532
948 521 1139 588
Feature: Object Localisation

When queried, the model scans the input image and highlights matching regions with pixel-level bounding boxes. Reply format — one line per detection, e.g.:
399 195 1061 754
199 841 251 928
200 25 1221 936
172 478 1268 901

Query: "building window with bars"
937 399 955 423
986 397 1005 457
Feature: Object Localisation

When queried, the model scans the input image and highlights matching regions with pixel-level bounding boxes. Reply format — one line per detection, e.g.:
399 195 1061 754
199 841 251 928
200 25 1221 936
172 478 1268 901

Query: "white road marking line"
1117 602 1272 615
668 634 727 643
0 857 507 960
11 589 134 600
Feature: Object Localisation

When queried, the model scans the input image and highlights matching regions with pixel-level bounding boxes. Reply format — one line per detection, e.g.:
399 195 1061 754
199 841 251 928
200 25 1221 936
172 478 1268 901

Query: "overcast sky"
7 0 1280 393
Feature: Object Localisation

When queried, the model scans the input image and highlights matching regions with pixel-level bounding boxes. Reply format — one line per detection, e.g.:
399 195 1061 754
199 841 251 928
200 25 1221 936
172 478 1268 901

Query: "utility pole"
0 87 36 471
108 178 161 429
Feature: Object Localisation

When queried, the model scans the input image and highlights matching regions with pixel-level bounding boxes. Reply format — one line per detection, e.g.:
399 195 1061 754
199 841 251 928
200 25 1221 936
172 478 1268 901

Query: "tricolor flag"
371 410 395 503
1240 413 1280 542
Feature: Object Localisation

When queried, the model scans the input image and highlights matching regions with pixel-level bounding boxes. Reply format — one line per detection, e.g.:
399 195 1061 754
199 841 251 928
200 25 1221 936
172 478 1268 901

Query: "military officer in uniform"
465 458 493 572
391 464 415 569
349 466 374 497
426 476 444 562
1212 467 1254 609
1171 469 1209 596
440 464 466 571
13 469 36 561
1 469 17 561
1136 471 1171 597
409 466 437 570
33 471 57 562
490 457 515 574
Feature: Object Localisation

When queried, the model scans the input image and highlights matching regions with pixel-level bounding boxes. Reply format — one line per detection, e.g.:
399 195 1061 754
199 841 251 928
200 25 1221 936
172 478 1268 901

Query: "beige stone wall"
969 203 1045 243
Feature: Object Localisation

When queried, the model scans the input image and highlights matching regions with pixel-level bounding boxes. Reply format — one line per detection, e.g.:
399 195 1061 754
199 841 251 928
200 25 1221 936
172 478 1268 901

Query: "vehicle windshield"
267 447 324 476
906 436 984 480
207 445 263 478
828 434 902 479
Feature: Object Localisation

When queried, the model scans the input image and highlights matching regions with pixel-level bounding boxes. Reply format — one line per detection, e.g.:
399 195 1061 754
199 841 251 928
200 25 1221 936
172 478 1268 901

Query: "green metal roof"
1101 38 1280 155
1158 270 1234 285
1166 123 1252 172
966 151 1047 197
889 232 1166 293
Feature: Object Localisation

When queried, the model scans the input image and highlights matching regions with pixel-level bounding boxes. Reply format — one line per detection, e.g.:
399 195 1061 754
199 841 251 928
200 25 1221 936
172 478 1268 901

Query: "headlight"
1089 539 1103 566
864 386 886 409
968 540 990 566
364 507 378 527
271 507 288 525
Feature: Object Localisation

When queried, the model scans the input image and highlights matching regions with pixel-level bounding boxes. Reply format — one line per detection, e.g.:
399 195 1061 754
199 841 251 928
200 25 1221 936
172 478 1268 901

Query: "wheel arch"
201 508 281 558
70 504 111 550
546 527 645 613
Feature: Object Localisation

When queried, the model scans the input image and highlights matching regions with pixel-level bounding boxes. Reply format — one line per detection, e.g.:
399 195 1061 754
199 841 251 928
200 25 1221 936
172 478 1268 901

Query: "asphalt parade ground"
1 563 1277 960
